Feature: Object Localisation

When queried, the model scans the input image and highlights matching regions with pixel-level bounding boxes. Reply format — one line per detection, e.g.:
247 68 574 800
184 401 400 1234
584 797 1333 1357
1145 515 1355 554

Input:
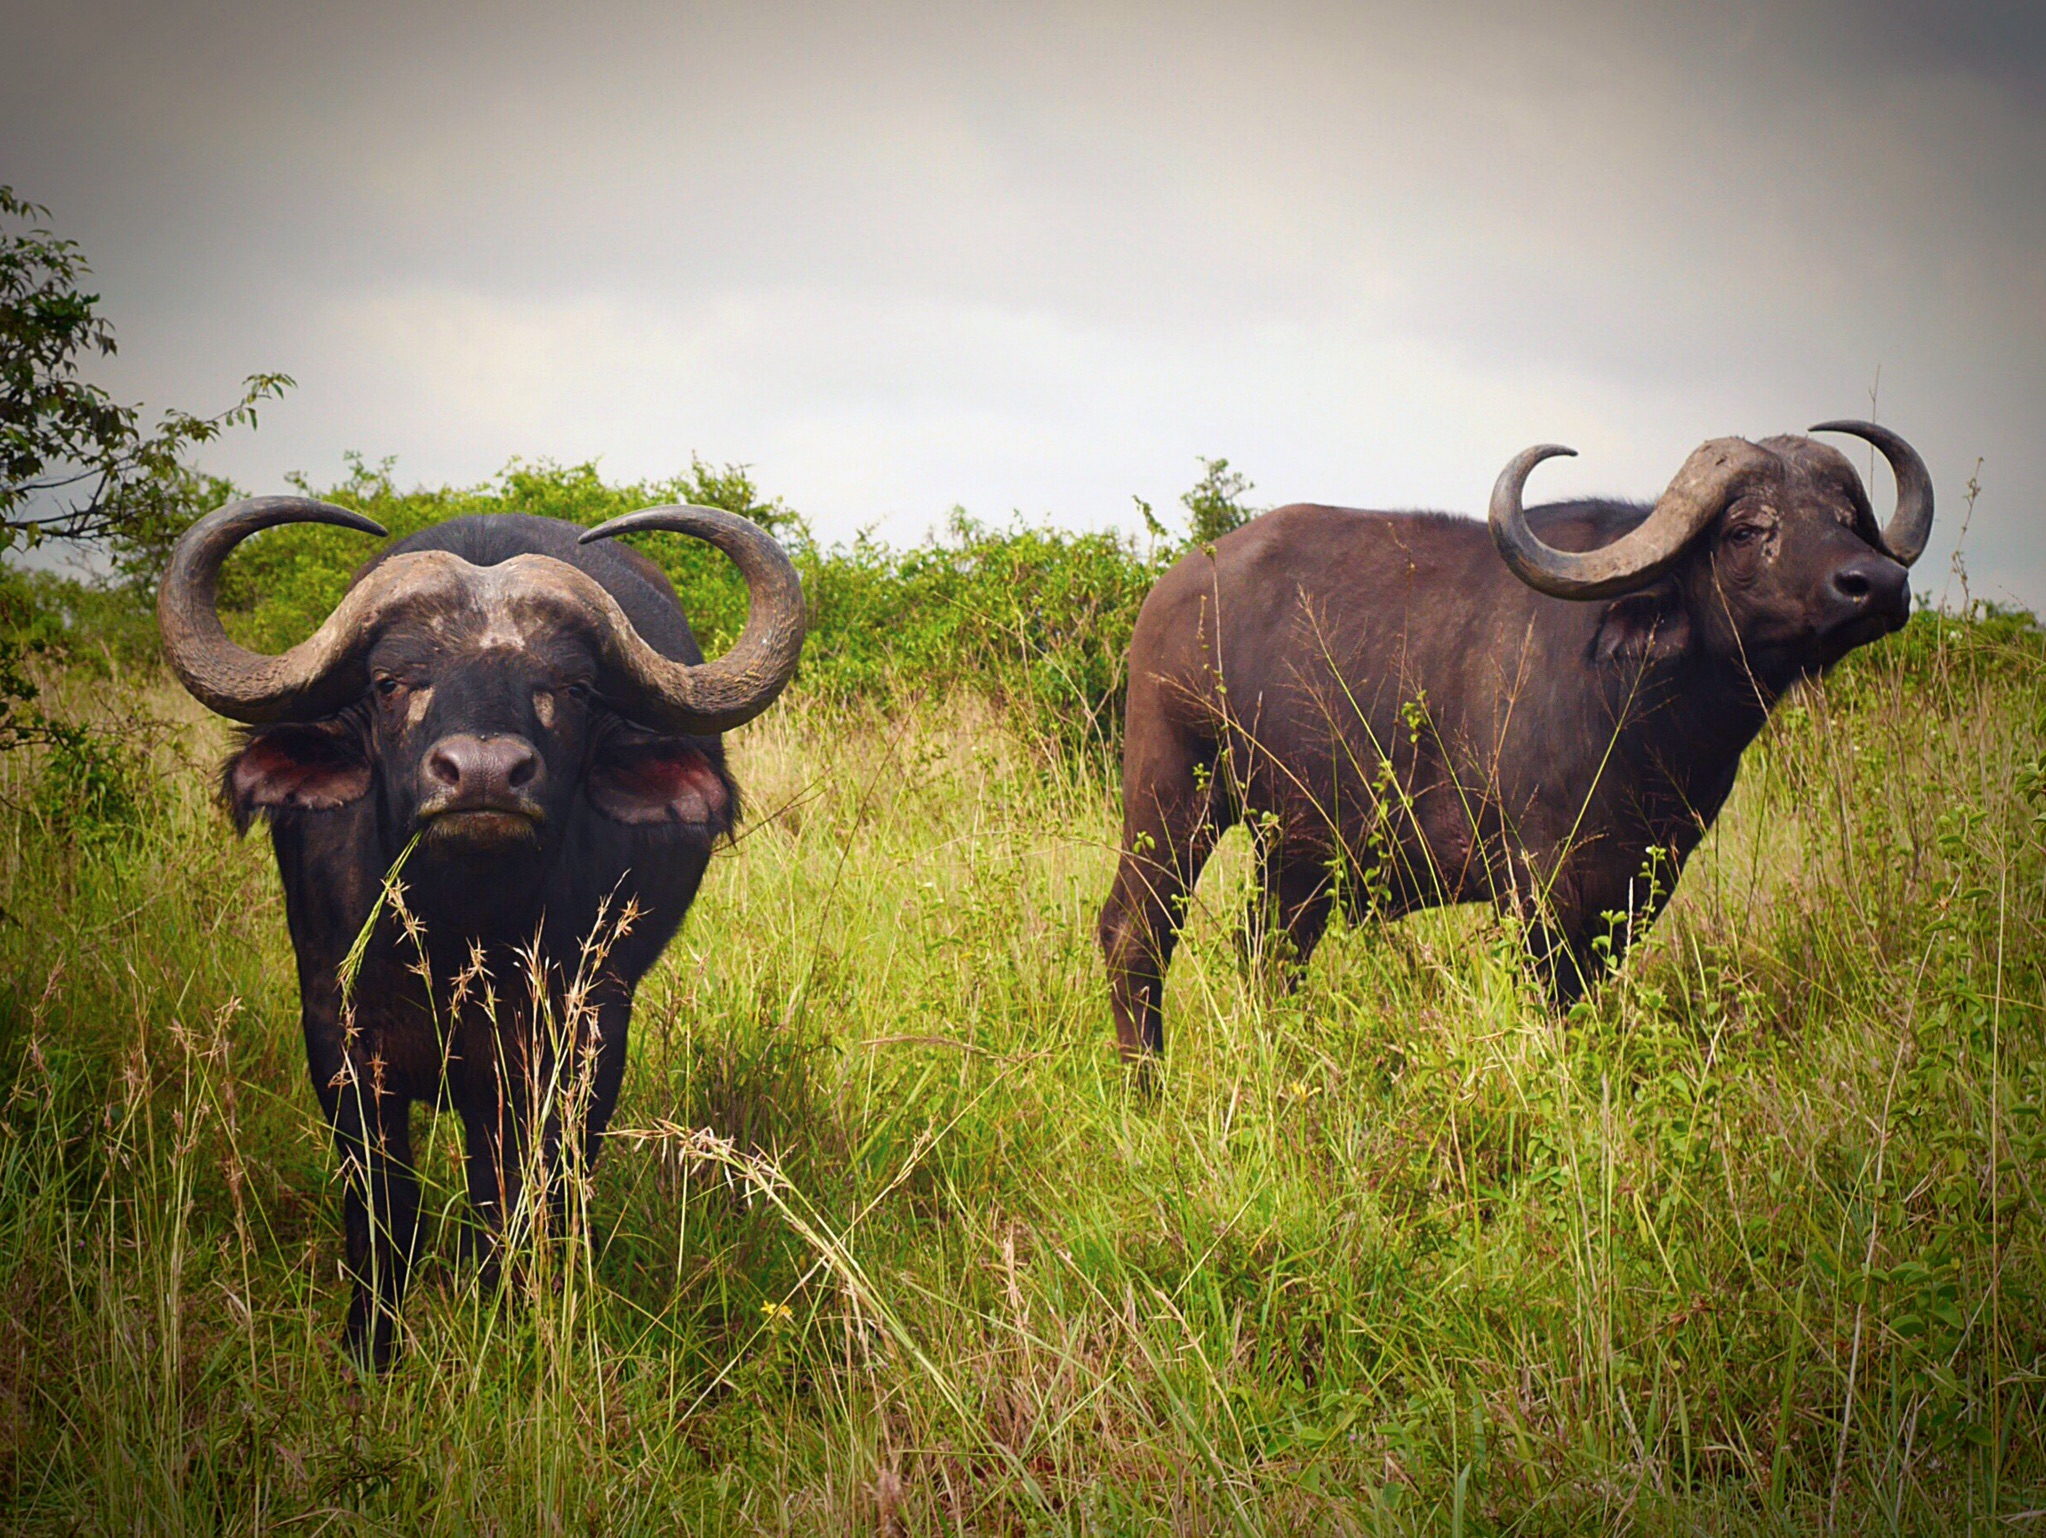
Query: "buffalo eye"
564 681 592 703
1724 524 1763 546
374 674 403 700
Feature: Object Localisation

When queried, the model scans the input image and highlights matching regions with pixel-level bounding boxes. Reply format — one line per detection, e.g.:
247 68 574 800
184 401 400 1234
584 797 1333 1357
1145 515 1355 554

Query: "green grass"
0 611 2041 1534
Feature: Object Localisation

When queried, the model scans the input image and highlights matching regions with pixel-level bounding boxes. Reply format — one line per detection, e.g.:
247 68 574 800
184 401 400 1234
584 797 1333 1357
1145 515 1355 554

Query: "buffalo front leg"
324 1074 421 1370
454 1000 619 1284
1248 838 1335 989
1099 735 1230 1059
454 1044 532 1288
579 992 633 1166
1523 860 1677 1008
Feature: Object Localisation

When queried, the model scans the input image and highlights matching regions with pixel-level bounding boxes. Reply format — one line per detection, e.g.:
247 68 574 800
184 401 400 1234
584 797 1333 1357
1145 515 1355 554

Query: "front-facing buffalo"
1100 422 1932 1057
159 501 804 1365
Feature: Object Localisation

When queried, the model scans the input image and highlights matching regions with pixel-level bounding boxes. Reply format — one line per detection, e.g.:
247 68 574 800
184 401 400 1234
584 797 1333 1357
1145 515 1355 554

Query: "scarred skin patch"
473 610 540 652
405 685 435 729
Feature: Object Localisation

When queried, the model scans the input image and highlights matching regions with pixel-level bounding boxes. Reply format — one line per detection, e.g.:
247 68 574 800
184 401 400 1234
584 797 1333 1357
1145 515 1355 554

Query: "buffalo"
158 500 804 1365
1099 422 1932 1057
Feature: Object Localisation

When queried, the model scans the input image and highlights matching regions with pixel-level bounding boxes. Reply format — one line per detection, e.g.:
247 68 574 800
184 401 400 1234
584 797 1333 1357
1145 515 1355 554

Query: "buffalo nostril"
423 734 541 803
1833 569 1872 602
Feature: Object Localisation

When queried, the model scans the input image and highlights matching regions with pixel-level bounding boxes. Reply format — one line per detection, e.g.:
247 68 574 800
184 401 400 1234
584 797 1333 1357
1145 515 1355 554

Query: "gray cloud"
5 0 2040 608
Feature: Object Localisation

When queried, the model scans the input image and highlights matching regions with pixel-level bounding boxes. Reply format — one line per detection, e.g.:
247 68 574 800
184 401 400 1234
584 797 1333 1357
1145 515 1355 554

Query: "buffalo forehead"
351 548 619 654
1755 437 1878 535
470 603 548 653
368 604 595 685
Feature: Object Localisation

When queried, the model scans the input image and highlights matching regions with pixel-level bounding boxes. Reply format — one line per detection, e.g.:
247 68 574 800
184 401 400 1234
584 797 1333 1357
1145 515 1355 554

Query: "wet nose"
423 734 541 806
1829 552 1909 621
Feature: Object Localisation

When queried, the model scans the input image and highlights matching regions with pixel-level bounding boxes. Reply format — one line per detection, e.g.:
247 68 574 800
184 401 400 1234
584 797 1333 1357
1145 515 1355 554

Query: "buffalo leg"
581 994 632 1163
1252 842 1335 986
456 1000 623 1276
328 1079 420 1370
1100 729 1231 1058
455 1043 531 1284
1525 915 1617 1007
1526 864 1676 1006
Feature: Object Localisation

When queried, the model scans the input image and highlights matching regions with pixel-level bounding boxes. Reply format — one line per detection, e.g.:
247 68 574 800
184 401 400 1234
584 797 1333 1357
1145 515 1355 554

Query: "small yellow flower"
760 1300 794 1329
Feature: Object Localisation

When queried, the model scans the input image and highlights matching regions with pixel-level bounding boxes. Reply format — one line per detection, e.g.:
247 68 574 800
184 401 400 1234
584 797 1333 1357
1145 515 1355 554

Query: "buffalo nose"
1830 553 1908 617
424 734 541 804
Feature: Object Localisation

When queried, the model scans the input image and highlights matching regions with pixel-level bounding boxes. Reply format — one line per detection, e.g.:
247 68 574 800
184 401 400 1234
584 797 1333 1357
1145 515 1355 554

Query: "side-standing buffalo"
159 501 804 1365
1100 423 1932 1057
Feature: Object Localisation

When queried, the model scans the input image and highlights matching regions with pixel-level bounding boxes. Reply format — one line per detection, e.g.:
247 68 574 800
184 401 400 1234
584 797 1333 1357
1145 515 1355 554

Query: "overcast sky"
5 0 2041 608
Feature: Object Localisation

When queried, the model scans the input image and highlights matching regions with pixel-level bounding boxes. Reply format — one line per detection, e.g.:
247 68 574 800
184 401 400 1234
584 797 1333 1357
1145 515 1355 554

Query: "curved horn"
1808 420 1934 567
1489 437 1772 600
156 496 400 722
579 504 806 733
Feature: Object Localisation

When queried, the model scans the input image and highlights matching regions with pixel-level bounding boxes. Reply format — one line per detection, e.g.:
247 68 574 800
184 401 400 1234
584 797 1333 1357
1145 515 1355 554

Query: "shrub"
30 715 145 842
1179 455 1259 545
114 455 1186 768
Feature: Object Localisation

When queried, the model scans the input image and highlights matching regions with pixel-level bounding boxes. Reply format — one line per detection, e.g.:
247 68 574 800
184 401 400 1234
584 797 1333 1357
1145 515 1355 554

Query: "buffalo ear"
223 725 372 831
589 735 735 833
1593 589 1692 666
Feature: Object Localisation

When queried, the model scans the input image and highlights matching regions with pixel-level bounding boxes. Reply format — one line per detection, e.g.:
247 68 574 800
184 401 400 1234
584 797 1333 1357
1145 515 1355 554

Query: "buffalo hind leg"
1100 733 1232 1059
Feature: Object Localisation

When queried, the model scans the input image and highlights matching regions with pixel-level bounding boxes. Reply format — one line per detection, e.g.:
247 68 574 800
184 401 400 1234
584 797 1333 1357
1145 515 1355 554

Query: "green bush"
119 455 1179 766
30 715 146 842
0 568 157 836
0 564 157 675
796 510 1165 761
1179 454 1259 545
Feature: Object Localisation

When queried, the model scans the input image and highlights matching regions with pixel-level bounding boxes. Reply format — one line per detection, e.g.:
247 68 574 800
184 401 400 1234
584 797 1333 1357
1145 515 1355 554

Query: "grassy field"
0 611 2041 1534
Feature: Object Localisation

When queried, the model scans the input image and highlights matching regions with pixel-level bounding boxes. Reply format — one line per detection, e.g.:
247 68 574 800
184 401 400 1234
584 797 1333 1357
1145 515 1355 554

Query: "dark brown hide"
162 510 797 1367
1099 431 1924 1057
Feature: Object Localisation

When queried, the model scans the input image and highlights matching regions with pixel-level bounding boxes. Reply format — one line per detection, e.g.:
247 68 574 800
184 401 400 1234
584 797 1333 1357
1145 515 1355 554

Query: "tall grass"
0 610 2040 1533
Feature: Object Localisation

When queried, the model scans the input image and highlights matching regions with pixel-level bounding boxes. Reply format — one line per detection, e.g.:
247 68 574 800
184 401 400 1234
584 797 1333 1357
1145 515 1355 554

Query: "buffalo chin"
1815 602 1910 671
419 808 542 851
